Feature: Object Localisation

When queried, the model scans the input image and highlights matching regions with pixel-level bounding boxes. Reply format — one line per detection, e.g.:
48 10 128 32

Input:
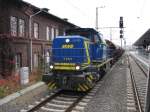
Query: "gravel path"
84 57 127 112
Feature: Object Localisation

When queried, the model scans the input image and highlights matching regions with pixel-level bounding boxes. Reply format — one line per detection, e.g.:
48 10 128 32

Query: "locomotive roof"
55 35 90 41
66 28 99 34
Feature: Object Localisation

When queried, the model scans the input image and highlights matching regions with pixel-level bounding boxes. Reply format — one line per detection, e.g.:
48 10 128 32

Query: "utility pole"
109 28 112 41
29 8 48 71
96 7 98 30
95 6 105 31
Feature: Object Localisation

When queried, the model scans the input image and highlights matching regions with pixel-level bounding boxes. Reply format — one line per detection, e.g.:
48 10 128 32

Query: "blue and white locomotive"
42 28 114 91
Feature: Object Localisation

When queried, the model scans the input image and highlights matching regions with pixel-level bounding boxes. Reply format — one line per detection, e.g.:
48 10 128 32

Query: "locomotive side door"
92 33 103 60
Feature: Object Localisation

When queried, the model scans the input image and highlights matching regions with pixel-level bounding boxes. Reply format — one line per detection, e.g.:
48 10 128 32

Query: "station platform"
84 55 127 112
130 51 149 68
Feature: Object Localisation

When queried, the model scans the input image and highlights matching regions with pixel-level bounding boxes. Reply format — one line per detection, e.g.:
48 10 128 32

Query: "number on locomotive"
62 44 74 48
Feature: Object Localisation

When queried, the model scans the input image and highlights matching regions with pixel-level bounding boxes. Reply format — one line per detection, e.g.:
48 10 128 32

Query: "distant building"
0 0 77 77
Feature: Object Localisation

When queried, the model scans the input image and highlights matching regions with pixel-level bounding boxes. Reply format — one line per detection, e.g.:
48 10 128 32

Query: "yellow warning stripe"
83 84 89 90
54 63 75 66
86 83 92 89
50 83 56 89
87 77 92 82
48 83 54 88
54 66 75 70
79 84 86 91
84 41 91 64
48 81 57 90
89 75 93 80
48 81 53 87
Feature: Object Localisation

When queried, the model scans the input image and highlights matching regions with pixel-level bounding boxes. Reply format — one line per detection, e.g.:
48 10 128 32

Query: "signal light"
120 34 123 38
119 17 124 28
120 29 123 34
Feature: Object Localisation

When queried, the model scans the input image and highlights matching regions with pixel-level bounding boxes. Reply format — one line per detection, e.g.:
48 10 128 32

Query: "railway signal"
119 16 124 48
119 16 124 28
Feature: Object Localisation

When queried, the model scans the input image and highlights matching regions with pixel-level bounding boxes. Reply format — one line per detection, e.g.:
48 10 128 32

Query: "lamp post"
29 9 45 71
95 6 105 31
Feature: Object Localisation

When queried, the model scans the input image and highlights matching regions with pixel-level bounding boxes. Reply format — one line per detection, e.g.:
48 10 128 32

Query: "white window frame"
46 51 50 64
51 27 54 41
55 28 59 37
33 22 39 39
15 53 22 69
46 26 50 40
19 19 25 37
10 16 17 36
63 29 66 36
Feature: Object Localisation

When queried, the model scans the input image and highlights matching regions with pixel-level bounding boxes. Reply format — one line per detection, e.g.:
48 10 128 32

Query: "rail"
128 55 143 112
129 52 150 112
21 90 87 112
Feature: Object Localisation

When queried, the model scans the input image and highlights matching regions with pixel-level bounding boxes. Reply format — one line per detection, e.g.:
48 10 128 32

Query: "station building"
0 0 77 78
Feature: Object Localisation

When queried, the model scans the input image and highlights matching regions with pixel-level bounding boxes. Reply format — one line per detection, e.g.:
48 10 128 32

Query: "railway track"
20 81 102 112
19 57 118 112
127 54 148 112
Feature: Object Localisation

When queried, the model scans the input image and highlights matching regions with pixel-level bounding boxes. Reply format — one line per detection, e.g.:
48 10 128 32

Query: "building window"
63 29 66 36
15 53 22 69
33 53 39 68
55 28 59 37
19 19 25 37
46 26 50 40
51 27 54 40
45 51 50 64
33 23 39 39
10 16 17 36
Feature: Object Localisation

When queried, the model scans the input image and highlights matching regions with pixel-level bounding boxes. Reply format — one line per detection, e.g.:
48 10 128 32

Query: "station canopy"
134 29 150 46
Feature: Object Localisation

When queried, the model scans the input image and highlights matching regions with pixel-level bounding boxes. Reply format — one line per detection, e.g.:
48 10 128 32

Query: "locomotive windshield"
66 30 91 39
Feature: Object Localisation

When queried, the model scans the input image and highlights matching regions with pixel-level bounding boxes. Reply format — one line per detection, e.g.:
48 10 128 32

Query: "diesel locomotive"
42 28 118 92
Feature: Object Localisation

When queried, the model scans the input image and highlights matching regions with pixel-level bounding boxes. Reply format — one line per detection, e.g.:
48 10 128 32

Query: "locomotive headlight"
75 65 80 70
50 65 54 69
66 38 70 43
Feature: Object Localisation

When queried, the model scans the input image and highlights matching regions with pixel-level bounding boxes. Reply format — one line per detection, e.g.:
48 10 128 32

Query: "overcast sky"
24 0 150 46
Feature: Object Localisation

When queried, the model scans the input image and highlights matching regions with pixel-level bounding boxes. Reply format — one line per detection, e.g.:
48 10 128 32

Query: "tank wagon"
42 28 117 92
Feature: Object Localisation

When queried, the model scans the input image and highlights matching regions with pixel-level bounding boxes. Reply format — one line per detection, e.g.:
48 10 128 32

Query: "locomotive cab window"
99 33 106 45
94 34 102 43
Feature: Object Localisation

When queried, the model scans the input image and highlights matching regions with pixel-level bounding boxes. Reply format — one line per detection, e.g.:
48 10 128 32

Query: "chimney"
63 18 68 21
42 8 49 12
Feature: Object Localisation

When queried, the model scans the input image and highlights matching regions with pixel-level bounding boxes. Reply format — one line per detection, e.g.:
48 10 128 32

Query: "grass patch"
0 86 6 98
0 75 21 99
0 68 43 99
